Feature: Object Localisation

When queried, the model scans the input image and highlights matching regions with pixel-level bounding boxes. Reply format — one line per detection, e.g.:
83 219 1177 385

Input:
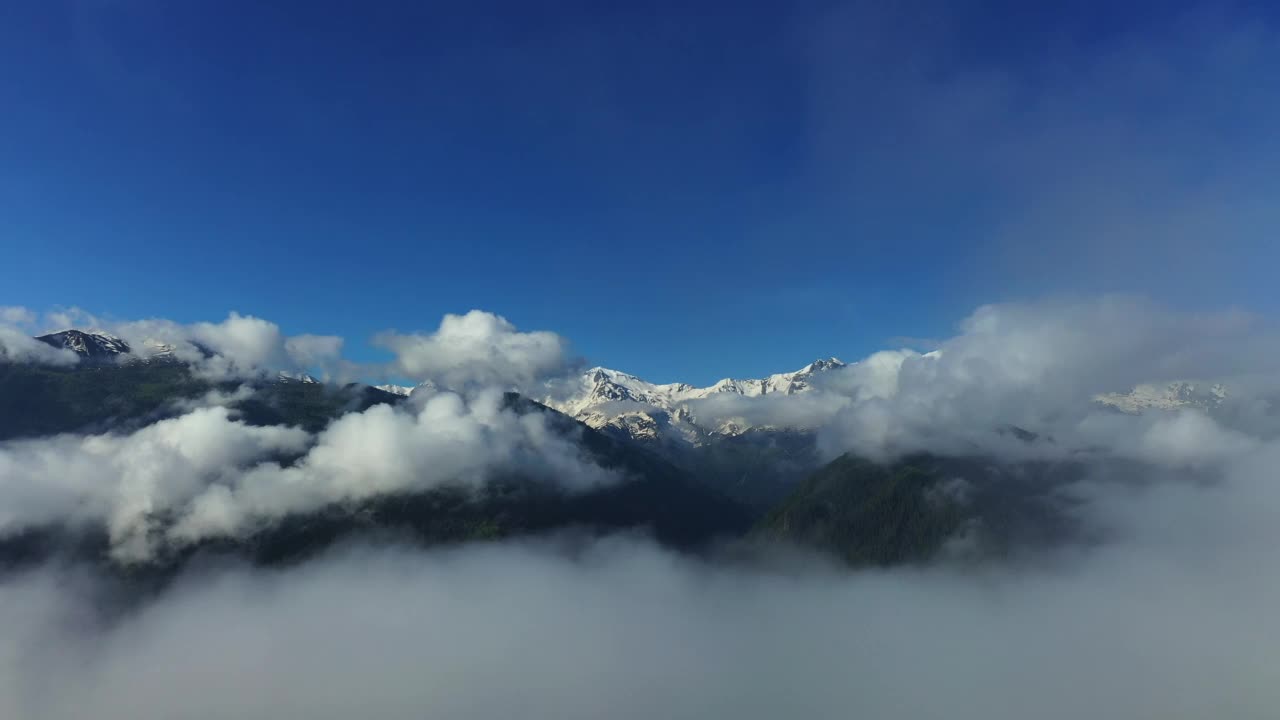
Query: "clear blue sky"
2 1 1277 384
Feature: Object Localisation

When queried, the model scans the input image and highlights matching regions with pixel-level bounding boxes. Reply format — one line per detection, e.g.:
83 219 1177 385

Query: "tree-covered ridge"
757 454 967 566
757 453 1085 567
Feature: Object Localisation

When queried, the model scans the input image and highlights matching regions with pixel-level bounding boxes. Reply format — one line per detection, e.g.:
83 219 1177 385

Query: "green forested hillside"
756 454 966 566
757 453 1084 566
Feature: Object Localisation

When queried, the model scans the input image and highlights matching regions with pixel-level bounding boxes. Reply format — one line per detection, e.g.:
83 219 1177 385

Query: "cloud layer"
4 487 1278 720
4 295 1280 718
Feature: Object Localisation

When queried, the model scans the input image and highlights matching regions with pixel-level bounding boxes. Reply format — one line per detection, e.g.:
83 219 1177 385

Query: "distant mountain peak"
802 357 846 373
373 381 437 397
542 356 849 446
35 329 131 361
278 371 321 384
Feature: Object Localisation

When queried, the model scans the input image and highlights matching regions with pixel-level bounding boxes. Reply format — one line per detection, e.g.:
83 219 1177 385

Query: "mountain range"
541 357 846 445
0 328 1228 577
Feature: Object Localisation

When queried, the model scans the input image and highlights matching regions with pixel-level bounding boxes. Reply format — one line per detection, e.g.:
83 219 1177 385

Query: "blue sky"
2 0 1278 384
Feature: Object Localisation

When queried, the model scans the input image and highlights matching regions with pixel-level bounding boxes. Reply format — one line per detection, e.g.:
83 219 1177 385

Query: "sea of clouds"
1 295 1279 717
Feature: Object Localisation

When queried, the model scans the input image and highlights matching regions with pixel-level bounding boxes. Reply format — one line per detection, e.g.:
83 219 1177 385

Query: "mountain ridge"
35 329 130 361
542 357 848 446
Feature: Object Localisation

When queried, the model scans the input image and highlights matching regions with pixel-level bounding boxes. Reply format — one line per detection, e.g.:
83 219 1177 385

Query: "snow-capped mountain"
35 330 130 361
34 330 194 365
543 358 846 445
372 381 440 398
278 371 321 384
1094 381 1228 414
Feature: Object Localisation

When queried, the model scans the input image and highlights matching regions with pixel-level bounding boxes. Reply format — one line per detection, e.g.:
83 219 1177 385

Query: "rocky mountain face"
533 359 850 508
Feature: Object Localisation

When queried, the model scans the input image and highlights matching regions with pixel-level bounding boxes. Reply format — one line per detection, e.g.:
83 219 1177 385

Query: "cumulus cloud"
106 312 302 379
0 391 616 561
376 310 571 390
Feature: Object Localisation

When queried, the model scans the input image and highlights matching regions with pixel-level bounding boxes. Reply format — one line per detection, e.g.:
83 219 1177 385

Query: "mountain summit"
34 330 131 361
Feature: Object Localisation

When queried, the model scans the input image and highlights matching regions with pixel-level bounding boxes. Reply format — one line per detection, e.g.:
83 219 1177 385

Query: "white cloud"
0 390 616 561
1 295 1280 718
0 306 35 327
284 334 345 369
4 491 1280 720
376 310 570 390
104 312 295 379
12 305 571 385
1 306 353 379
0 407 310 561
0 325 78 366
41 306 102 333
173 389 616 545
689 297 1280 463
26 310 347 380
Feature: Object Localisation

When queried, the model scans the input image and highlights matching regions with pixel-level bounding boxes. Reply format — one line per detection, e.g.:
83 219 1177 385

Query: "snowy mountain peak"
35 330 131 361
801 357 846 374
373 381 437 397
278 371 321 384
543 357 848 445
